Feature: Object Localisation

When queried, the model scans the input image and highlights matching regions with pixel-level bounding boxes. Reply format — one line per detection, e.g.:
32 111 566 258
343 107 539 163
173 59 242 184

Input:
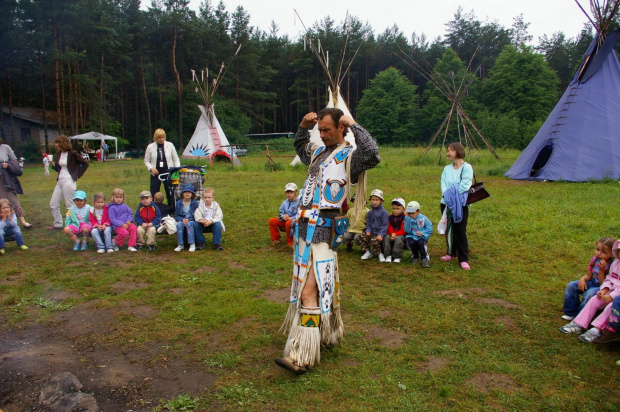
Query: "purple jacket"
107 202 134 229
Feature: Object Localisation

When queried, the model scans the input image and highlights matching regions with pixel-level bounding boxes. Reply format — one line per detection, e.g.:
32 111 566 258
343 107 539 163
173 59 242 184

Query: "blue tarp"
505 30 620 182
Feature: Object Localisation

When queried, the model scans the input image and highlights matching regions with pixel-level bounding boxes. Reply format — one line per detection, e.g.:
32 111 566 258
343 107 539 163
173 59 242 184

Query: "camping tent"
505 29 620 182
70 131 118 159
290 87 357 166
182 104 241 166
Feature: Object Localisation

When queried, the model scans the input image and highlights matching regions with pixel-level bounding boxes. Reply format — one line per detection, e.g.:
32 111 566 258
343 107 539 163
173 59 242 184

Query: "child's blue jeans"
563 279 599 317
91 226 113 250
0 225 25 248
195 221 222 245
177 221 195 245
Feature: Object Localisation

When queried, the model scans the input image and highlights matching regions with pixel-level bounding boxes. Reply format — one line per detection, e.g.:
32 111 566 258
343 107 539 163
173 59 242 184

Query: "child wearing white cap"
404 200 433 267
382 198 407 263
268 182 299 246
359 189 389 261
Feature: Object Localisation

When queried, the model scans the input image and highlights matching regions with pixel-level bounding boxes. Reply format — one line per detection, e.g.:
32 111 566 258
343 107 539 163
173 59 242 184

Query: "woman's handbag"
465 176 490 205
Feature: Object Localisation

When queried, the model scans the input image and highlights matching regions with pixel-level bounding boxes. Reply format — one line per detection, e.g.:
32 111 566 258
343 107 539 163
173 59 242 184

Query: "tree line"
0 0 615 153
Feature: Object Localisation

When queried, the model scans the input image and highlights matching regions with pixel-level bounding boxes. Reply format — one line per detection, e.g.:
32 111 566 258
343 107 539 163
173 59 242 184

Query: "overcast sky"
173 0 592 44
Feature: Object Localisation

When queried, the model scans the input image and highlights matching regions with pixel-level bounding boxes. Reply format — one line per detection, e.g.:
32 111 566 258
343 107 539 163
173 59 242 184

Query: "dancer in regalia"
275 108 380 374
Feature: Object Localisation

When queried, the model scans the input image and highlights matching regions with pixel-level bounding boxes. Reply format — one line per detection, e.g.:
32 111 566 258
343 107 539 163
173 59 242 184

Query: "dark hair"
448 142 466 159
318 108 349 136
55 135 72 152
599 237 617 250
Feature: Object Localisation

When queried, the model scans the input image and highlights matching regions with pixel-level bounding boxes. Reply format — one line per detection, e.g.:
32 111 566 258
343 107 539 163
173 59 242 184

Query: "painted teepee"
183 46 242 166
290 12 362 165
505 0 620 181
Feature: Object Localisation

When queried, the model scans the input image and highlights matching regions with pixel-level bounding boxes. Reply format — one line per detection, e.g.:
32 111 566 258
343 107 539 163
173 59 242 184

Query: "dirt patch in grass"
434 288 485 297
117 301 158 318
193 266 217 274
201 316 257 352
167 288 186 295
0 307 216 410
494 316 515 328
48 290 81 302
228 261 249 270
416 356 449 372
467 372 518 394
376 309 393 318
365 325 407 349
262 288 290 304
111 281 150 294
0 273 26 286
476 298 519 310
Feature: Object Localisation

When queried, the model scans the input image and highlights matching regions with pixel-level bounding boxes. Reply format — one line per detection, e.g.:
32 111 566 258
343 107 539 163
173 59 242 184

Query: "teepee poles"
394 45 500 160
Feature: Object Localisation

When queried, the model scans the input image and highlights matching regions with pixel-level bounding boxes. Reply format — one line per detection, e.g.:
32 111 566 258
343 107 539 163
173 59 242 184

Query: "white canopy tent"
70 131 118 159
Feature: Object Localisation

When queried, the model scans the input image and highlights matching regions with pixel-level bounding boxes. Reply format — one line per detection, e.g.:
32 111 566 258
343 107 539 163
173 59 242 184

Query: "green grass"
2 148 620 411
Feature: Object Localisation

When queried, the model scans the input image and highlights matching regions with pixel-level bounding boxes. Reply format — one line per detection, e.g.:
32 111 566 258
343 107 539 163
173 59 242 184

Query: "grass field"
1 146 620 411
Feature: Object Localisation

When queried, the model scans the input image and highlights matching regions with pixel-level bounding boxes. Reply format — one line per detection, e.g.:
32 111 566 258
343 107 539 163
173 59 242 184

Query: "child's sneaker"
189 244 196 252
393 258 401 263
361 251 373 260
411 257 419 265
97 249 105 254
421 258 430 268
73 241 81 251
113 245 119 252
148 244 156 251
440 255 453 261
19 245 29 251
579 328 601 343
379 253 386 262
0 248 5 254
81 241 89 251
385 256 392 263
107 249 114 253
561 314 574 321
174 245 184 252
136 244 144 250
128 246 138 252
559 321 582 334
215 244 224 251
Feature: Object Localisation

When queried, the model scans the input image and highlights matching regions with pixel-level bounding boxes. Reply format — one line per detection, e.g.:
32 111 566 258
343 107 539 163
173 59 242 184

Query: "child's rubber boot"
0 248 5 255
73 240 81 251
81 241 89 251
20 245 29 251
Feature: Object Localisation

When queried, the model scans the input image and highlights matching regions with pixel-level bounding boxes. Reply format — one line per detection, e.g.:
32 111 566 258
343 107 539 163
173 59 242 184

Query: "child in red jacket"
382 197 407 263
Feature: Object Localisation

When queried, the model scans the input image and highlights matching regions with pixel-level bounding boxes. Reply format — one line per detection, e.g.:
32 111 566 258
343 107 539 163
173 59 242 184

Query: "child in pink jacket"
560 239 620 342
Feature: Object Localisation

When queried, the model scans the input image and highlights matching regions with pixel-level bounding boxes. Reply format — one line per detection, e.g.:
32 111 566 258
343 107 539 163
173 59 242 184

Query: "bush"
15 140 44 163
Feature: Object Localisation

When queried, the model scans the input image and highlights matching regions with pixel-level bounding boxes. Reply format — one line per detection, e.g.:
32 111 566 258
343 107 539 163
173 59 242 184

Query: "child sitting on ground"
135 190 161 251
360 189 389 261
382 198 407 263
0 198 28 254
88 192 114 253
404 200 433 268
268 182 298 246
108 188 138 252
195 187 225 251
343 193 369 252
561 236 615 320
174 184 199 252
560 239 620 342
63 190 92 251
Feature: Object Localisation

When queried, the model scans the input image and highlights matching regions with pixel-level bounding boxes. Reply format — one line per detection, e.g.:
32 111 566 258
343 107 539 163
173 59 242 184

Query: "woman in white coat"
144 128 180 206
